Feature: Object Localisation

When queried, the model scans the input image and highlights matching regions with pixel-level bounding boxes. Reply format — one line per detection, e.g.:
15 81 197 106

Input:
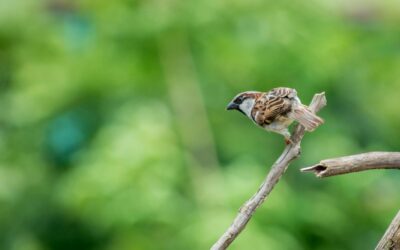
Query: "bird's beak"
226 102 239 110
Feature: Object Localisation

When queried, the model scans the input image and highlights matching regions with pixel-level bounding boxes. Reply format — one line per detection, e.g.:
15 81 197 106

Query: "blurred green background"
1 0 400 249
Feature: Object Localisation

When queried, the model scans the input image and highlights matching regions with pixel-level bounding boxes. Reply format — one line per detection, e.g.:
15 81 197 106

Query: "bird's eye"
234 97 243 104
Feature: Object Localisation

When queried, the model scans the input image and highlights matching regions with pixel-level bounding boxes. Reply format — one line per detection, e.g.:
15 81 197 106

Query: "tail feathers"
290 105 324 131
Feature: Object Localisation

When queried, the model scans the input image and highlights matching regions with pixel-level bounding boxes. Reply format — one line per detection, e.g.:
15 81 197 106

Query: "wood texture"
302 152 400 249
301 152 400 178
211 92 327 250
376 210 400 250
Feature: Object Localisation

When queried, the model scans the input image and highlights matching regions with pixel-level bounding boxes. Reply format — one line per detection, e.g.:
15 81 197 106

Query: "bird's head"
226 91 261 118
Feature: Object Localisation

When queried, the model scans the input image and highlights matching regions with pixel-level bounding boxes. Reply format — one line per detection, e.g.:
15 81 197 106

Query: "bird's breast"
263 115 294 131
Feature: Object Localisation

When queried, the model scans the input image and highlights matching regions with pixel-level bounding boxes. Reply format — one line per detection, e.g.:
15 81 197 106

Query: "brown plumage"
227 87 324 144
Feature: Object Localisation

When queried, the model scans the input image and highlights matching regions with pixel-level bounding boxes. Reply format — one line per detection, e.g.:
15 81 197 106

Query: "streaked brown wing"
253 92 292 125
269 87 297 98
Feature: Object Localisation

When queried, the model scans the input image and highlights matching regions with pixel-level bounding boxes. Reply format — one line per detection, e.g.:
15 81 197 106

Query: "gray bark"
301 152 400 178
376 210 400 250
302 152 400 249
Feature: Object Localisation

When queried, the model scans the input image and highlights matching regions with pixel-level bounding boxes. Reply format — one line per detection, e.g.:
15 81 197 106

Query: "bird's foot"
284 137 294 145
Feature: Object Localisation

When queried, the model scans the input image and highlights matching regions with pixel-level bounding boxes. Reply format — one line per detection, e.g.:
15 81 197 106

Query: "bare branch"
301 152 400 178
376 210 400 250
211 92 327 250
301 152 400 249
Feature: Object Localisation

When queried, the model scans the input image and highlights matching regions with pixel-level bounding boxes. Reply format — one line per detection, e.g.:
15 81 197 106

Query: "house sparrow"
227 87 324 144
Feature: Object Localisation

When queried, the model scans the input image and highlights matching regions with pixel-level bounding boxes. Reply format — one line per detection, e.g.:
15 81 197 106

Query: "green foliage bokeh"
0 0 400 249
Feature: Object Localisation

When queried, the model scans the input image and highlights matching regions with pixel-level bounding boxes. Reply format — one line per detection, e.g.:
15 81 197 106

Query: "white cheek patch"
239 99 255 118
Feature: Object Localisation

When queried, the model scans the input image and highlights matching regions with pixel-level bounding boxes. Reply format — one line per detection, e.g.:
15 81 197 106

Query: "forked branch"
211 92 327 250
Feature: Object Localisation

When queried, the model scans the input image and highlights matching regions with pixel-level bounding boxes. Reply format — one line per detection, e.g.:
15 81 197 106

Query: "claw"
284 138 293 145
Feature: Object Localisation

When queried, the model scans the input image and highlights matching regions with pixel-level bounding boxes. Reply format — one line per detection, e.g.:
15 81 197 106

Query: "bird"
226 87 324 144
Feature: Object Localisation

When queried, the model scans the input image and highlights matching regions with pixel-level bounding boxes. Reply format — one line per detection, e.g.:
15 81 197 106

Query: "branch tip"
301 152 400 178
300 165 327 178
300 164 326 172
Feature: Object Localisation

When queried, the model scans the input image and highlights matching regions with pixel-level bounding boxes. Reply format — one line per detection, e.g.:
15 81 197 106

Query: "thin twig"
301 152 400 178
211 92 327 250
376 210 400 250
